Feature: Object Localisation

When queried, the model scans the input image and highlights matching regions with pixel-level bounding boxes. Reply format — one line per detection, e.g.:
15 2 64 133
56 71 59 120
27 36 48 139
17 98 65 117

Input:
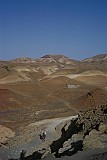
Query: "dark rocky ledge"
9 104 107 160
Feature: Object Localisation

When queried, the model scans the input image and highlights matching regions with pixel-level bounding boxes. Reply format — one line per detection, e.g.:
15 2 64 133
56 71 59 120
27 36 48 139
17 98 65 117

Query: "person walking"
39 131 46 142
42 131 46 141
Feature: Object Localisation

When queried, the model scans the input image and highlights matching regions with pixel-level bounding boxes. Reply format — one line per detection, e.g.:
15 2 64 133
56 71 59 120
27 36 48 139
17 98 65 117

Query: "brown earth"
0 54 107 160
0 54 107 133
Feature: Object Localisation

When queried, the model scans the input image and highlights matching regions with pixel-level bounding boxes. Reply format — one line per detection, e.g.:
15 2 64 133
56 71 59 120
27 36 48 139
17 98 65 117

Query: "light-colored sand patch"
67 70 107 79
66 74 81 79
35 110 49 116
14 66 38 73
105 87 107 90
0 73 30 84
31 68 38 72
81 70 107 76
28 115 78 132
0 125 15 144
18 72 30 81
66 84 80 88
14 66 30 72
0 75 24 84
39 66 58 75
75 75 107 86
40 70 107 82
103 56 107 60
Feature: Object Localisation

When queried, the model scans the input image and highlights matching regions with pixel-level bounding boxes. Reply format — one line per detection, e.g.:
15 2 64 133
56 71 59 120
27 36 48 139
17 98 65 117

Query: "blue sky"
0 0 107 60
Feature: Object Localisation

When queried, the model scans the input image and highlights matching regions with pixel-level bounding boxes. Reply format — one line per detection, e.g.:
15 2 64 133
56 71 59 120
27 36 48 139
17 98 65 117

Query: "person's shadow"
20 150 26 160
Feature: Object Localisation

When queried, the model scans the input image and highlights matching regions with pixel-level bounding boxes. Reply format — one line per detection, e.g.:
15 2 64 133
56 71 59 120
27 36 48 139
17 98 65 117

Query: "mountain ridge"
0 53 107 62
0 53 107 160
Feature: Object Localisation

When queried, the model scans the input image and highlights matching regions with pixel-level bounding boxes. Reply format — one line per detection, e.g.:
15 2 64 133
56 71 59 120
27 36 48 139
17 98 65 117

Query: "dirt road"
0 115 78 160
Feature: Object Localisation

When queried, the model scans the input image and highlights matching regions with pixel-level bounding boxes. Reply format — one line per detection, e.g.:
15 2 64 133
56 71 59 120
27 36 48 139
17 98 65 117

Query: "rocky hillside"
50 104 107 158
79 54 107 73
0 54 107 130
0 53 107 160
9 103 107 160
71 88 107 111
83 54 107 62
0 54 107 83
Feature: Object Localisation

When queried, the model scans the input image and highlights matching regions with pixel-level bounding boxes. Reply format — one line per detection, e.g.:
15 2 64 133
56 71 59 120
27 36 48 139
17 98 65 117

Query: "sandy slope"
40 70 107 83
0 115 78 160
0 125 15 145
28 115 78 132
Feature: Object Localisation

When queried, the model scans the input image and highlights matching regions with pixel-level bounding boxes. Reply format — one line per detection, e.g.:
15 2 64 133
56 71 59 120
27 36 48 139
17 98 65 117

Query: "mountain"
0 53 107 159
11 57 36 63
83 53 107 62
38 54 79 65
0 53 107 119
0 54 79 83
0 53 106 120
71 88 107 111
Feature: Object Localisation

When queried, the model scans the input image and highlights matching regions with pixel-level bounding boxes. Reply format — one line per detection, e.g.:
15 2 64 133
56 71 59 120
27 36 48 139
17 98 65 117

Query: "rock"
58 138 73 154
43 153 55 159
8 104 107 159
72 133 84 142
39 147 51 159
55 120 71 134
77 104 107 135
98 123 107 133
0 125 15 145
83 129 107 150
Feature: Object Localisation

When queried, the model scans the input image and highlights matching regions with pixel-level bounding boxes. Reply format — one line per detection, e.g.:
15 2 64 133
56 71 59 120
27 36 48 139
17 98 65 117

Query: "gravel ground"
0 115 107 160
0 116 78 160
43 147 107 160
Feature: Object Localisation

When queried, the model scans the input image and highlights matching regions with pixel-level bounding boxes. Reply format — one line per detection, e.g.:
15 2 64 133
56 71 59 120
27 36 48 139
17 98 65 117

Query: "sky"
0 0 107 60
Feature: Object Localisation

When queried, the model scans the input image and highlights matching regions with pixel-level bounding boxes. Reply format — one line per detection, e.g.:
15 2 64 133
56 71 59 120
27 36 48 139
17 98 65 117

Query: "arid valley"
0 54 107 160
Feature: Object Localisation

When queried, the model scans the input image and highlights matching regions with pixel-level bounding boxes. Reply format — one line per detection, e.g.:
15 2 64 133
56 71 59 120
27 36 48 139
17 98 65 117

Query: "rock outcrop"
9 104 107 160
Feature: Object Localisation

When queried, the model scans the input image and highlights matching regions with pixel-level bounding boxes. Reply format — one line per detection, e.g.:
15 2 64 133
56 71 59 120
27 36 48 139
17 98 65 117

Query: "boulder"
98 123 107 133
83 129 107 149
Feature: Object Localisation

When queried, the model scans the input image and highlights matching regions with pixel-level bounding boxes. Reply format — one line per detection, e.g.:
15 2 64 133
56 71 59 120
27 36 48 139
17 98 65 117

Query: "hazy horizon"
0 0 107 60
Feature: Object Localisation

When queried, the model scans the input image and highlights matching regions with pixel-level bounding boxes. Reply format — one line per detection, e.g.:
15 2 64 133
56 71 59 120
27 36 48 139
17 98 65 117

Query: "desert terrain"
0 54 107 160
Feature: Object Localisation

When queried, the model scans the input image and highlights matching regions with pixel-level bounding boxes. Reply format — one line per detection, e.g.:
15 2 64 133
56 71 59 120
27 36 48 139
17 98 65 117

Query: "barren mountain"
0 55 106 124
0 54 107 160
0 54 107 119
71 88 107 111
78 54 107 73
83 53 107 62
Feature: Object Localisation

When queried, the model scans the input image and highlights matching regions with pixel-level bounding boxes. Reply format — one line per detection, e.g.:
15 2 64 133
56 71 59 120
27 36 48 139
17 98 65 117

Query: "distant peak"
41 54 68 59
13 57 33 61
11 57 36 63
14 57 33 60
83 53 107 62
